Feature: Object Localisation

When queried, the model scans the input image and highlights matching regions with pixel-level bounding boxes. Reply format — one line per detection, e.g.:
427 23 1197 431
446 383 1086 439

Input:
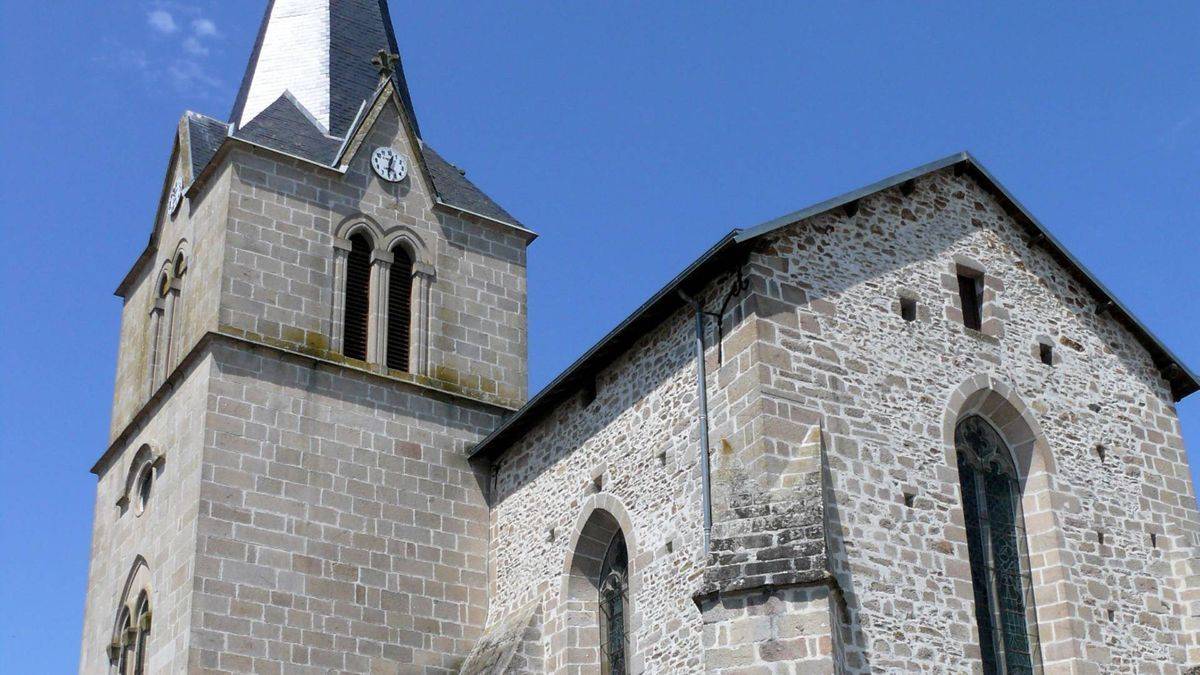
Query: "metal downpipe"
678 290 714 555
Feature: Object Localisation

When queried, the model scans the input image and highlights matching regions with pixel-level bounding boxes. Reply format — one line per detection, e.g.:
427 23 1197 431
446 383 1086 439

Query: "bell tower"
80 1 533 671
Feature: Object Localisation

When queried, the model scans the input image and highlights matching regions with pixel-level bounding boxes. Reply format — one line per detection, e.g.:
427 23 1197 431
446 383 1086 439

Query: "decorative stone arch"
116 444 165 516
169 239 190 278
108 556 153 671
942 374 1085 671
550 493 641 673
381 228 434 375
334 214 387 247
331 214 433 375
331 216 381 360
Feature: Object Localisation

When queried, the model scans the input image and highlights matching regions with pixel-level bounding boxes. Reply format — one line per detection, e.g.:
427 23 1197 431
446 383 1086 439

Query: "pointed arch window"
599 531 629 675
956 415 1041 674
114 609 133 674
148 270 171 389
342 233 372 361
132 591 151 675
386 244 413 371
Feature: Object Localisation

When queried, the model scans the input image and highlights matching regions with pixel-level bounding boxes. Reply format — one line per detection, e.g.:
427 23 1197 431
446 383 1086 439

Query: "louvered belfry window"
386 246 413 371
342 234 372 361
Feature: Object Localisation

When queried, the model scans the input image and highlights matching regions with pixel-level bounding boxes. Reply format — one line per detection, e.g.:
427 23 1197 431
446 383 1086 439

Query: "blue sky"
1 2 1197 671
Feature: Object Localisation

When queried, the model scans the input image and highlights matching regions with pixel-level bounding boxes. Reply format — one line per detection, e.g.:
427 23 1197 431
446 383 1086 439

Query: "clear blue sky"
1 2 1197 671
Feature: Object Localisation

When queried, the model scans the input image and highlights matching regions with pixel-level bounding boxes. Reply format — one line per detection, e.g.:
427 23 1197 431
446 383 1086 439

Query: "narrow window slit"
956 267 984 331
386 245 413 371
1039 343 1054 366
342 233 372 361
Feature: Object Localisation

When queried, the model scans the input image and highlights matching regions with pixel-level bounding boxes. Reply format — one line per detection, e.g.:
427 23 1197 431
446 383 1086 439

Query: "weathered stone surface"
82 26 1200 672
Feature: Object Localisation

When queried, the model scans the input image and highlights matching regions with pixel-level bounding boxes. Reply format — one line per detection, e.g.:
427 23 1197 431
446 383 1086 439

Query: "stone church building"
80 1 1200 673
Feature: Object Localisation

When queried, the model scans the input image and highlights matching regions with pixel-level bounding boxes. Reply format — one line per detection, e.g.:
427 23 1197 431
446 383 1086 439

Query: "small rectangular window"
900 296 917 322
1039 343 1054 366
580 378 597 407
957 269 984 331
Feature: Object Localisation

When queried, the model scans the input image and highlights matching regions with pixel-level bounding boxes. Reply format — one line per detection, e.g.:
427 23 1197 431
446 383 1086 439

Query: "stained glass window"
956 415 1042 674
599 531 629 675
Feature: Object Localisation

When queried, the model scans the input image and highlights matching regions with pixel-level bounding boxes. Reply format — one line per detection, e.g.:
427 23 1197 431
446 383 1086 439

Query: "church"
80 1 1200 673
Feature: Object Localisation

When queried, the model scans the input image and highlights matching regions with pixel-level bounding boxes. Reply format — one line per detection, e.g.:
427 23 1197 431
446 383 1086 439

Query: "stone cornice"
93 329 519 475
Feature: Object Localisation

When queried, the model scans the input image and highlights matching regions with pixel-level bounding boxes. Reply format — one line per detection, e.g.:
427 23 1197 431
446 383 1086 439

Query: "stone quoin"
80 1 1200 673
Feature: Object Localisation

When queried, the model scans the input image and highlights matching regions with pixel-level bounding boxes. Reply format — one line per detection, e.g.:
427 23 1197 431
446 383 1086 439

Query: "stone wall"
484 164 1198 673
745 167 1199 672
110 142 232 438
188 338 504 673
486 288 718 672
81 353 212 673
219 101 529 407
698 584 835 672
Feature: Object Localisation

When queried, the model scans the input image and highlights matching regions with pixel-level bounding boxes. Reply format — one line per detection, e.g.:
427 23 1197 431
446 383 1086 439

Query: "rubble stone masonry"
482 167 1198 673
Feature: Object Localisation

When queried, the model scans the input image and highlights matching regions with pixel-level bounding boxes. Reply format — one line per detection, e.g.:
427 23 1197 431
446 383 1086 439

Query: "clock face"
167 176 184 216
371 147 408 183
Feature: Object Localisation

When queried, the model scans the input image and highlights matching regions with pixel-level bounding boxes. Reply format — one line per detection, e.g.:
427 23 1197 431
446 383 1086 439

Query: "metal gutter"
736 150 1197 400
472 150 1198 464
735 152 969 243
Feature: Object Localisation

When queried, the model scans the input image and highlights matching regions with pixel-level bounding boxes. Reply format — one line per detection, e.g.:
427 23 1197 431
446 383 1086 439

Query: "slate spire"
229 0 421 139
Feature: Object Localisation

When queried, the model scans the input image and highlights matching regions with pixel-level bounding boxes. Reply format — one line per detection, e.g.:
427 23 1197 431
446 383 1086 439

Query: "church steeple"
229 0 421 138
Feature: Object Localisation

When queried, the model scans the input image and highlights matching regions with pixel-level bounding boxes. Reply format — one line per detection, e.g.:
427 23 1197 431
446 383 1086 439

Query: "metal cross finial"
372 49 400 78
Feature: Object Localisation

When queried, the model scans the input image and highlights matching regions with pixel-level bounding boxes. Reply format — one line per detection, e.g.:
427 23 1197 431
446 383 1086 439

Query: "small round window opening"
135 465 154 516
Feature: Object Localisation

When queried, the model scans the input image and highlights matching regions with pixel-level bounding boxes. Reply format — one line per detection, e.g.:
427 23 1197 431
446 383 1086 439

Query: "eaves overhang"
469 231 747 462
471 151 1198 464
737 151 1197 401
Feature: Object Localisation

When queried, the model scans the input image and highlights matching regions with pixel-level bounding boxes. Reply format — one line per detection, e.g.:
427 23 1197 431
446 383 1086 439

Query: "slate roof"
235 93 341 165
181 93 524 230
229 0 420 139
211 0 522 227
470 152 1199 462
185 112 230 180
422 144 522 226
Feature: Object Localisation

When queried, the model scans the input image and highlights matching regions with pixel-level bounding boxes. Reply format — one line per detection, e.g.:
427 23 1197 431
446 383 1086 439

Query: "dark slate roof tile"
186 113 229 180
234 93 341 165
230 0 419 139
422 144 524 228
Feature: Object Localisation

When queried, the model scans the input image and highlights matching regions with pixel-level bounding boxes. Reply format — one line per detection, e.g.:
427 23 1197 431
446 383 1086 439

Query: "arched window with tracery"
114 608 133 674
342 233 372 361
148 269 171 389
598 531 629 674
132 591 151 675
956 415 1041 674
386 244 413 371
